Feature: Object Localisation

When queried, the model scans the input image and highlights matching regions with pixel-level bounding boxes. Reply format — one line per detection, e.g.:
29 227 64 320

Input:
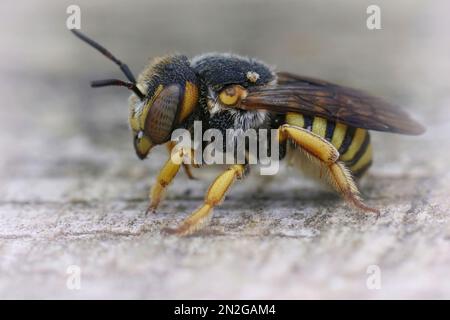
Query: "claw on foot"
144 204 157 215
162 205 213 236
161 226 182 236
183 164 197 180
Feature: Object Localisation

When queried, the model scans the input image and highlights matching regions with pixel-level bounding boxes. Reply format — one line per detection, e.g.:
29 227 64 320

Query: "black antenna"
91 79 144 100
71 29 144 99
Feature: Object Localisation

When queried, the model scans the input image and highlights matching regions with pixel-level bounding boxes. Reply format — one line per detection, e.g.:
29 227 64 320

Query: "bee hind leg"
327 161 379 215
163 164 246 236
279 124 379 215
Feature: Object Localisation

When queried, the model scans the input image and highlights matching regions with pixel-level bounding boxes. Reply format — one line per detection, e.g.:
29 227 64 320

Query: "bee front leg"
279 124 379 215
163 164 246 236
146 147 192 214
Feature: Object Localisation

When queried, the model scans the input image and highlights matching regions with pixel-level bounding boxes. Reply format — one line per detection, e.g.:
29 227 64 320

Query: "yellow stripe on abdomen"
312 117 327 138
286 114 349 152
286 112 305 128
350 142 373 177
284 113 373 177
330 123 347 150
339 128 367 162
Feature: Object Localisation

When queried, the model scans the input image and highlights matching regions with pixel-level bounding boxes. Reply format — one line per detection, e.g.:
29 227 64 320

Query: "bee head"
129 55 199 159
71 30 199 160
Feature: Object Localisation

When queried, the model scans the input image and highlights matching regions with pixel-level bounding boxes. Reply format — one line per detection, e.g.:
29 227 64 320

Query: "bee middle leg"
166 141 197 180
279 124 379 214
163 164 246 236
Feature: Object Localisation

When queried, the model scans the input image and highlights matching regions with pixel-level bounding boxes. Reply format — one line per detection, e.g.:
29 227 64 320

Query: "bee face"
129 55 199 159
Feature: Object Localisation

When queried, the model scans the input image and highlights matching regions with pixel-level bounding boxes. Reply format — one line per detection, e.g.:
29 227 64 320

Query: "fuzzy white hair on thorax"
232 109 268 131
206 87 268 130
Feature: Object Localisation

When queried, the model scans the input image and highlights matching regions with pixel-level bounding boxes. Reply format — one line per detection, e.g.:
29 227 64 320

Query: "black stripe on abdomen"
345 132 371 167
325 120 336 142
303 115 313 131
338 126 356 154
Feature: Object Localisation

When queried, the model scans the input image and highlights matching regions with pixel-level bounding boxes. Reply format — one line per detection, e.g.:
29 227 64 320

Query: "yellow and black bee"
72 30 425 236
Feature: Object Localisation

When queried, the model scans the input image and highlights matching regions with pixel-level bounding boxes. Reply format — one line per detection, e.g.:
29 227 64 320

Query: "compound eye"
218 85 247 106
144 84 181 144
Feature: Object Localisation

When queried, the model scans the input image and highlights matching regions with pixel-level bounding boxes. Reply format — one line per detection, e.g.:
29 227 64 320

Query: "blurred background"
0 0 449 299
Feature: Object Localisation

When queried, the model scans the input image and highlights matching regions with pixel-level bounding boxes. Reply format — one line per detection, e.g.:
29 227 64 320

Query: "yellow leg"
163 164 246 236
147 148 186 214
279 124 339 164
166 142 197 180
279 124 379 215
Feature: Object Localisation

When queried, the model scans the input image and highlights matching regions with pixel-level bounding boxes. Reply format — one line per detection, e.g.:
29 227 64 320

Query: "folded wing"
239 72 425 135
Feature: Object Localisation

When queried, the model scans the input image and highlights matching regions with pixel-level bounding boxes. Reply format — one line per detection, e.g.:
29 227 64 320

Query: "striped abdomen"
285 113 373 177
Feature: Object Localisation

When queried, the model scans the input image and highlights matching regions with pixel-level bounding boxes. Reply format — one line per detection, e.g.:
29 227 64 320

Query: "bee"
71 30 425 236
